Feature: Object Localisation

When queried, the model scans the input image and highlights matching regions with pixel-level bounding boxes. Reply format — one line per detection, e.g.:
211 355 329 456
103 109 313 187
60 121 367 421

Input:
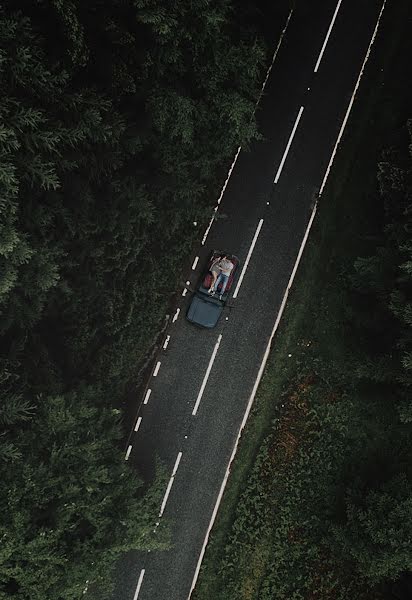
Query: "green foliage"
0 389 168 600
348 123 412 419
1 0 266 390
332 474 412 584
0 360 34 462
203 375 369 600
0 0 270 597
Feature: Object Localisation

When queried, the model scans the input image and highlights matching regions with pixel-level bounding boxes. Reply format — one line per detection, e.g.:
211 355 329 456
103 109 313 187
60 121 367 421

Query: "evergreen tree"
0 388 168 600
331 474 412 584
0 359 34 462
1 0 266 391
349 122 412 420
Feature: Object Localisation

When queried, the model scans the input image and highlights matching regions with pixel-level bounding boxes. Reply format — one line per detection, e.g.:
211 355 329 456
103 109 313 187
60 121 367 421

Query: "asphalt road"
112 1 385 599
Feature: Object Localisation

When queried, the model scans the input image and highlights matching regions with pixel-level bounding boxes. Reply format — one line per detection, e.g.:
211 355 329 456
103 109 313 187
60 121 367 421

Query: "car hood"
186 293 223 328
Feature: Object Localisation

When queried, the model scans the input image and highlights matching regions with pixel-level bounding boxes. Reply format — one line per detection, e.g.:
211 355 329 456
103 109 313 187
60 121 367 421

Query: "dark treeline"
333 121 412 591
0 1 285 598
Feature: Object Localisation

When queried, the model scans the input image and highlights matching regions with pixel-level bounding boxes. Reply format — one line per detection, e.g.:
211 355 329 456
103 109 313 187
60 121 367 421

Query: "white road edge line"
163 335 171 350
172 308 180 323
134 416 142 432
153 361 161 377
143 388 151 404
192 335 222 416
217 146 242 207
274 106 304 183
201 9 293 247
201 148 242 246
159 452 183 517
133 569 145 600
319 0 387 196
232 219 264 299
201 209 217 247
188 4 387 596
125 445 132 461
192 256 199 270
314 0 343 73
256 9 293 106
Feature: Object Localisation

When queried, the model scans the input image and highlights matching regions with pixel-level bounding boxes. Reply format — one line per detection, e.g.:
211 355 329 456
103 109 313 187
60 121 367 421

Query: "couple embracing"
208 255 234 299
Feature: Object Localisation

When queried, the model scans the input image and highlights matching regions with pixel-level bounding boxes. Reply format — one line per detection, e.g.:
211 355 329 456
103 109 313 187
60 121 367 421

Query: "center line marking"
274 106 304 183
191 256 199 270
133 569 145 600
233 219 264 299
134 416 142 432
159 452 183 517
192 334 222 416
172 308 180 323
144 388 151 404
314 0 343 73
163 335 171 349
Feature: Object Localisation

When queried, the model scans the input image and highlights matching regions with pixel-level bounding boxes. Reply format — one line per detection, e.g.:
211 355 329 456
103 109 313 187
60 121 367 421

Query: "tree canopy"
0 1 269 597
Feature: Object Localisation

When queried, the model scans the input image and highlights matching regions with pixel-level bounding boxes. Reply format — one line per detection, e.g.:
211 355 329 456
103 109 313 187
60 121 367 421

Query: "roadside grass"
192 2 412 599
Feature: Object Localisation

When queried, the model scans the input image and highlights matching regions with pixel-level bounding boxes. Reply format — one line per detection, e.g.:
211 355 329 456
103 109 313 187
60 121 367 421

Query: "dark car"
186 251 239 328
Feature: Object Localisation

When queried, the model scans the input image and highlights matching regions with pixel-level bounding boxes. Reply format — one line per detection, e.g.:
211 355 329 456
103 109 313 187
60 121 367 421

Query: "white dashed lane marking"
314 0 343 73
232 219 264 299
133 569 145 600
274 106 304 184
159 452 183 517
192 335 222 416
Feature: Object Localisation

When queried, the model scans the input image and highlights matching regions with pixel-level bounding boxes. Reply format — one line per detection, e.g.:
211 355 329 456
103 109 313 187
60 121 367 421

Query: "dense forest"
0 1 280 598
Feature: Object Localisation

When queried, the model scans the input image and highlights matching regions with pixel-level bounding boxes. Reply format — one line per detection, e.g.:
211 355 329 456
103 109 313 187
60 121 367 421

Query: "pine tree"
332 474 412 584
0 388 168 600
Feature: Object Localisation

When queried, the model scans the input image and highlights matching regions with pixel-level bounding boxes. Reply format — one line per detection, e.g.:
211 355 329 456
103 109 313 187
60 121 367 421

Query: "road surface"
112 1 386 599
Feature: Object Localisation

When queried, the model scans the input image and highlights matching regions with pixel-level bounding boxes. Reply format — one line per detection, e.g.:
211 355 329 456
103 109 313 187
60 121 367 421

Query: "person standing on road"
209 255 233 298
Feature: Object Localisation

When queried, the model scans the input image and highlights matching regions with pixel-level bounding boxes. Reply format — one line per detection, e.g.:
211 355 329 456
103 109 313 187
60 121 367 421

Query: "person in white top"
208 255 233 299
208 255 222 291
